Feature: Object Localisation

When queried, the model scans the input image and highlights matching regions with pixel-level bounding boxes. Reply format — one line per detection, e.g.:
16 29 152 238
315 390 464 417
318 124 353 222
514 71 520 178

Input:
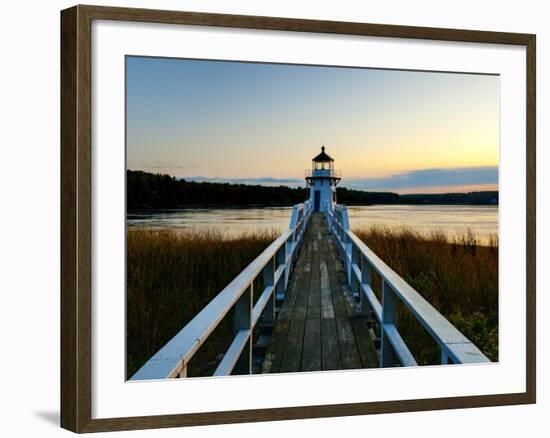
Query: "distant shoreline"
127 170 498 211
127 202 499 213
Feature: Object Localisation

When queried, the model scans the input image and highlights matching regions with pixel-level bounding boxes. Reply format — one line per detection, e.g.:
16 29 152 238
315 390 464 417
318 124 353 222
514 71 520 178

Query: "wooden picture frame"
61 4 536 433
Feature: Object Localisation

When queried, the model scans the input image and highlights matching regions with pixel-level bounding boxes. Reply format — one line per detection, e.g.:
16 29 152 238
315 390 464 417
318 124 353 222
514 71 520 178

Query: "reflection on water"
127 207 292 236
128 205 498 242
348 205 498 242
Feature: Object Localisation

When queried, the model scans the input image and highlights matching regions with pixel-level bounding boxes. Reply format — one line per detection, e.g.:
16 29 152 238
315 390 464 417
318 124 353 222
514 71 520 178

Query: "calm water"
348 205 498 242
128 207 292 235
128 205 498 243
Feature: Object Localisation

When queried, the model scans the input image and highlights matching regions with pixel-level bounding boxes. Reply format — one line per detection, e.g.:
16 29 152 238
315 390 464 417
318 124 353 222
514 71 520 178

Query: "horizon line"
127 168 498 196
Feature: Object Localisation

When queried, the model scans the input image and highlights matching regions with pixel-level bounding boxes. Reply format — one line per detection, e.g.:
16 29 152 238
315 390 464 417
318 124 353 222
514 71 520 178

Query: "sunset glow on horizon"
126 56 499 194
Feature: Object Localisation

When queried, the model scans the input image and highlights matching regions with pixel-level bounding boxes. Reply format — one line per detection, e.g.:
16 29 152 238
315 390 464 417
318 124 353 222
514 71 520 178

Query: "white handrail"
326 205 490 367
132 201 312 380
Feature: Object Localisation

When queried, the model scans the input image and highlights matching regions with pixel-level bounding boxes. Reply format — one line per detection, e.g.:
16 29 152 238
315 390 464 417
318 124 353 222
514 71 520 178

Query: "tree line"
127 170 498 210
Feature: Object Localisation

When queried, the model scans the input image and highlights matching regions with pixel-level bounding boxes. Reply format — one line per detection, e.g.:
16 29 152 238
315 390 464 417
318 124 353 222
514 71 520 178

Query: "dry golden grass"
127 225 498 378
126 228 278 378
353 225 498 363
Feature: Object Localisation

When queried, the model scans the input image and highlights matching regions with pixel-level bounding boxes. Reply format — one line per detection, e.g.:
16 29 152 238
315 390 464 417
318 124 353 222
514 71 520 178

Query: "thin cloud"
343 166 498 191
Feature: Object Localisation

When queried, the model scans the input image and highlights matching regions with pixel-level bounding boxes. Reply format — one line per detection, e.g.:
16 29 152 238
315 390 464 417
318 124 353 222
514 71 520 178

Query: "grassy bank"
353 226 498 363
127 228 278 378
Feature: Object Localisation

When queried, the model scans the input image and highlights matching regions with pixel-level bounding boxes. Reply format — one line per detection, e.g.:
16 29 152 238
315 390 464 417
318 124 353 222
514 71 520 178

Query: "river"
128 205 498 243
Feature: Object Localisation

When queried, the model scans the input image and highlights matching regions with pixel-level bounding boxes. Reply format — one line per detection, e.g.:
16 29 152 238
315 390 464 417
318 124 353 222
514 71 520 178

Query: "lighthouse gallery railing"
326 205 490 367
131 201 312 380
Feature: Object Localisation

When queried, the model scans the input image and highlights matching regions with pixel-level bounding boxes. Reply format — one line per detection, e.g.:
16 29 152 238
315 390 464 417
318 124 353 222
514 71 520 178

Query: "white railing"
326 205 490 367
304 168 342 179
131 201 312 380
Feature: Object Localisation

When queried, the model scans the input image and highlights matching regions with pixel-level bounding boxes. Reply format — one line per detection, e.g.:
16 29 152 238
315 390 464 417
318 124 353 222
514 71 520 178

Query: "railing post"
360 256 373 318
441 349 450 365
277 245 287 301
346 246 352 283
339 207 352 285
340 206 350 230
381 280 399 367
289 204 300 230
262 257 275 326
284 234 293 289
233 284 252 374
351 244 360 298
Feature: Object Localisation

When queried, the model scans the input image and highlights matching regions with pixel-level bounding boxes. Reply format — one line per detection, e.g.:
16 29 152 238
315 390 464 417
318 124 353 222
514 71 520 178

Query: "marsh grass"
353 225 499 363
127 224 498 378
126 228 278 378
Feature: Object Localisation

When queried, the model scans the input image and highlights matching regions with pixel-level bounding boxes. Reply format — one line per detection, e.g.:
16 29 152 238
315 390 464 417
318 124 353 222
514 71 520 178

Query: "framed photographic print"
60 4 536 433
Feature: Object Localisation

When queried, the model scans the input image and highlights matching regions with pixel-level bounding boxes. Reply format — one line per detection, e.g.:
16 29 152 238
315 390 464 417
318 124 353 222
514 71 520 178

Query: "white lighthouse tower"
305 146 341 213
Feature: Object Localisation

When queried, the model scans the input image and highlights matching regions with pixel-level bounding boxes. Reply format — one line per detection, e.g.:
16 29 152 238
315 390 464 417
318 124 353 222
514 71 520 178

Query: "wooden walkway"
262 213 379 373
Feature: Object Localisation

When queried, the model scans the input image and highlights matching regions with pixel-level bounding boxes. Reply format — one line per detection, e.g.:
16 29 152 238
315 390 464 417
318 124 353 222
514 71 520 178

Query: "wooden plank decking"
262 213 379 373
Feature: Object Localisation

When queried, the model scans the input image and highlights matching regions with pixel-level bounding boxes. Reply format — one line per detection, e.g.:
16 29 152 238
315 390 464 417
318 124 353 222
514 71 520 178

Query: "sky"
126 56 499 194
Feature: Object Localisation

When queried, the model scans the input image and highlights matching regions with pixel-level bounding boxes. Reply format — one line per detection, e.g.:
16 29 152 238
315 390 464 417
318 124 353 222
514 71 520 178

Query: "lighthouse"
305 146 341 213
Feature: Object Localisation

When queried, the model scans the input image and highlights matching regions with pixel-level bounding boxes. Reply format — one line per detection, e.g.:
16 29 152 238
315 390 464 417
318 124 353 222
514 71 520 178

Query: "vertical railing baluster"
262 257 275 326
381 280 399 367
360 256 373 318
351 243 360 298
340 207 352 285
441 349 450 365
338 209 343 243
285 234 293 289
277 245 286 301
233 284 252 374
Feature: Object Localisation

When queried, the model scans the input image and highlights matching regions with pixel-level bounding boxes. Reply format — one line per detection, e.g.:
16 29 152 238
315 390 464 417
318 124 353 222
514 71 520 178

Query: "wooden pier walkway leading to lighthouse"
132 201 489 381
262 213 378 373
